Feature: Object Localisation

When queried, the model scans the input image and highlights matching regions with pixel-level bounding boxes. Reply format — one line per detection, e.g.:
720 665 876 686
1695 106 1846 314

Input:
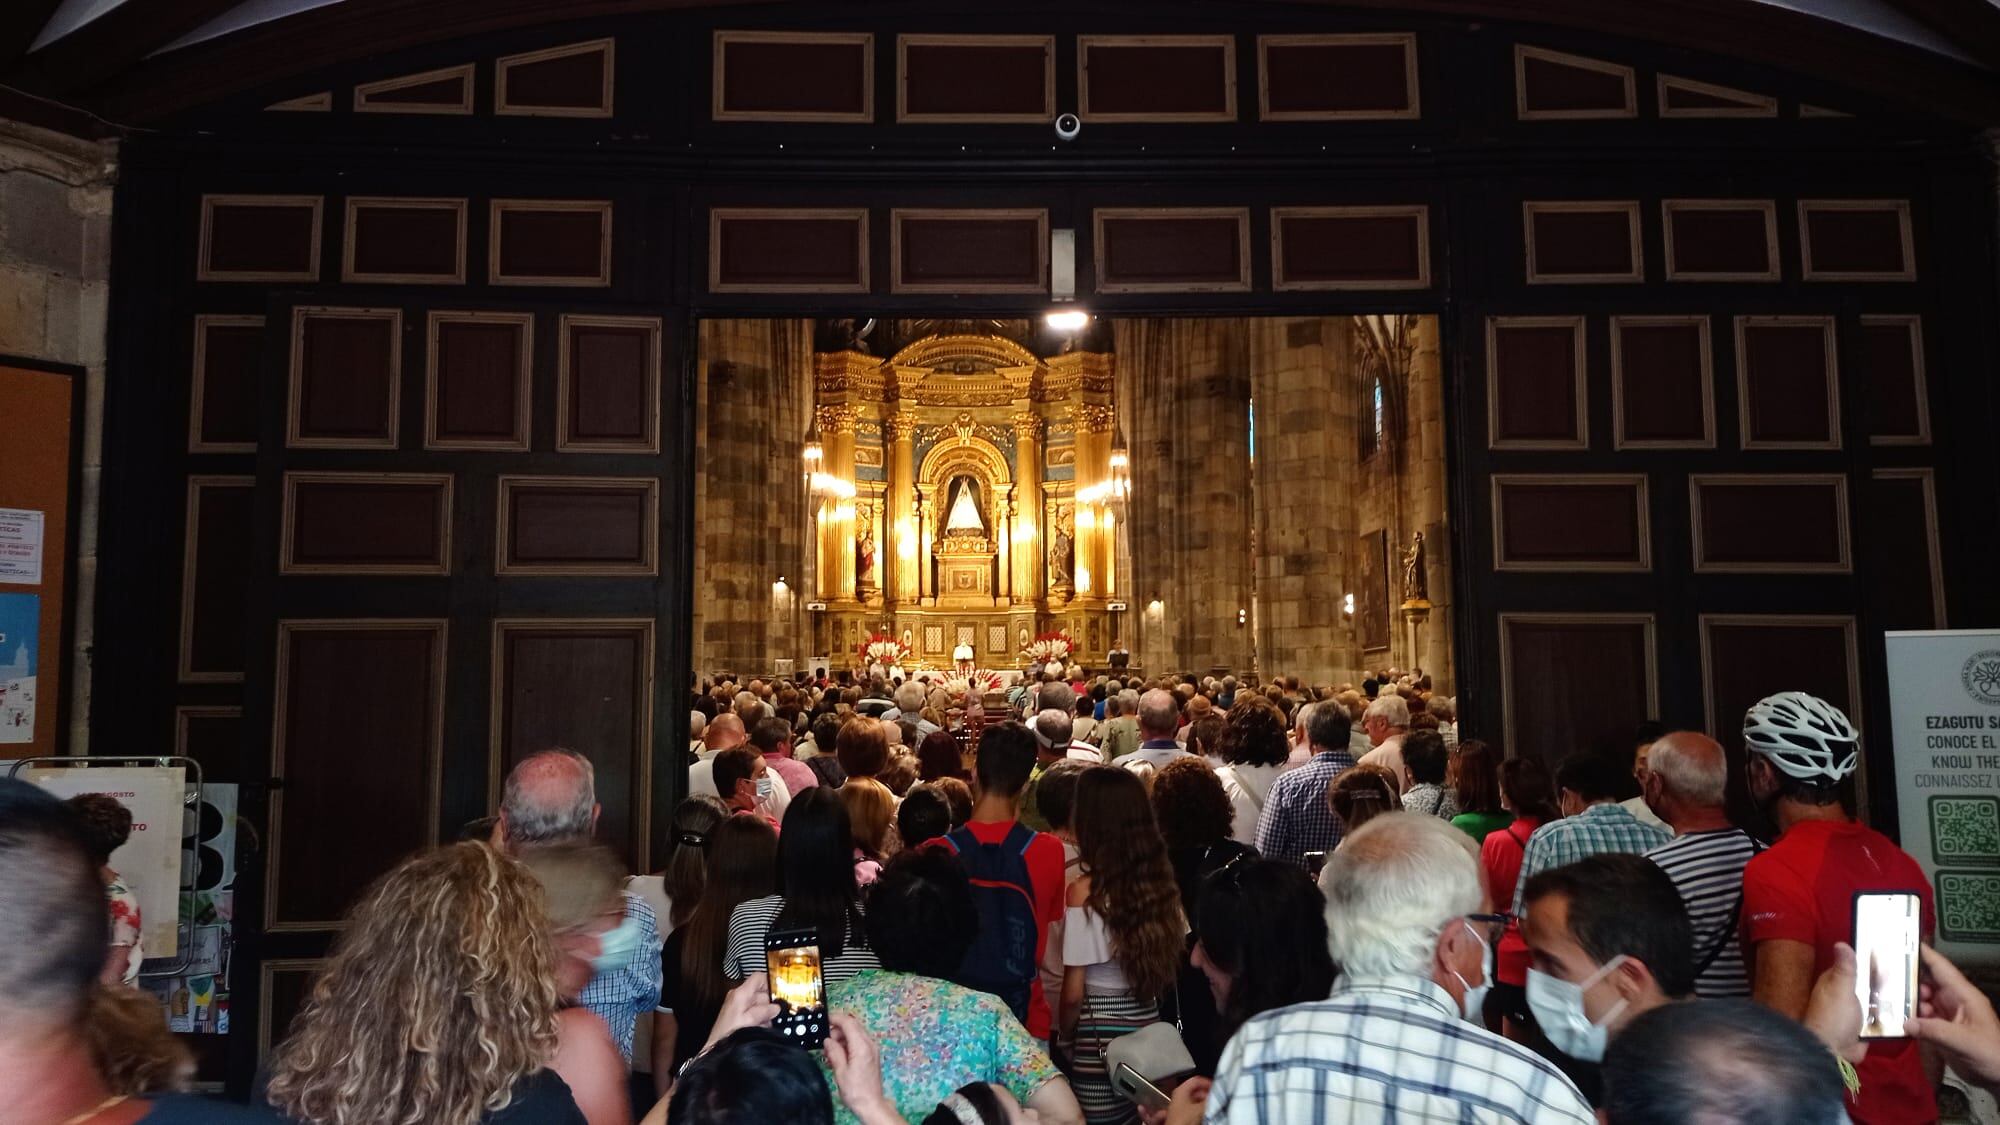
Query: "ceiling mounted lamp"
1045 307 1090 332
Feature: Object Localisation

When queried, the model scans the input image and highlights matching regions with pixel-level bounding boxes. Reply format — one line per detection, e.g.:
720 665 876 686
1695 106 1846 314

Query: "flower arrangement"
857 633 912 674
1020 630 1074 669
943 670 1004 698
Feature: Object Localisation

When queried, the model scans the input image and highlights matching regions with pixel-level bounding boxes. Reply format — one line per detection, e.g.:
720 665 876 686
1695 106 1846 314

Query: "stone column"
1011 411 1043 601
1408 317 1453 693
1073 403 1113 600
887 414 918 604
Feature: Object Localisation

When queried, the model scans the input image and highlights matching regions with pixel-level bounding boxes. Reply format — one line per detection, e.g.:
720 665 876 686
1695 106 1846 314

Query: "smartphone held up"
1852 892 1921 1039
766 927 829 1049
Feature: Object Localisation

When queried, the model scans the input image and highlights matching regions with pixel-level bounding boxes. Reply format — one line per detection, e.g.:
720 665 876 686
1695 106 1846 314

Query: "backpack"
941 822 1042 1023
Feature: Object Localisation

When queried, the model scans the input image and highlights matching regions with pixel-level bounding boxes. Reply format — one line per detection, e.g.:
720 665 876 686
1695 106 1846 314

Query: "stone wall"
0 119 115 750
691 319 814 676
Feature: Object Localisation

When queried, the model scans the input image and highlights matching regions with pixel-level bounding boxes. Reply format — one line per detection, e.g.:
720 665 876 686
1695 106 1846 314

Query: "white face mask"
1525 955 1629 1062
1450 921 1493 1023
755 774 774 800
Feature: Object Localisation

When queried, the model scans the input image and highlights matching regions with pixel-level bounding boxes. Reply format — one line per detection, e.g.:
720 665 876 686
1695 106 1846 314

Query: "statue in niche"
944 476 986 537
1401 531 1429 606
1050 510 1074 585
856 507 877 587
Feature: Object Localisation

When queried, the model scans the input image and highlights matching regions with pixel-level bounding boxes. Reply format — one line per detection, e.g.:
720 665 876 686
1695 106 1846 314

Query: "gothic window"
1361 374 1385 460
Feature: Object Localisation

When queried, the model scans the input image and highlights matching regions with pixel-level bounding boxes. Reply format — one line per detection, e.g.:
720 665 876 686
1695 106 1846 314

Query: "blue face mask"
755 774 774 800
590 912 645 974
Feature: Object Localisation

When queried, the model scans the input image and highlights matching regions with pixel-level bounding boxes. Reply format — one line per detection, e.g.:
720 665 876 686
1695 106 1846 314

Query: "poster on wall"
0 592 37 743
23 765 187 957
141 784 236 1032
1356 529 1391 653
1884 630 2000 968
0 507 44 585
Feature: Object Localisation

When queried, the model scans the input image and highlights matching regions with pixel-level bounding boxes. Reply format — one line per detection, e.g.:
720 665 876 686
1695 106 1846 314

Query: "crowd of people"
6 665 2000 1125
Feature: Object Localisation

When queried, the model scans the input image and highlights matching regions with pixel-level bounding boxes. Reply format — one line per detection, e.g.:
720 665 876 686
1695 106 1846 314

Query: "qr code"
1936 871 2000 943
1930 796 2000 868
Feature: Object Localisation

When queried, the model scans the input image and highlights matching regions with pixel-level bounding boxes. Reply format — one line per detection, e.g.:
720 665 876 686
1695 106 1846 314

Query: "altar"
807 325 1125 670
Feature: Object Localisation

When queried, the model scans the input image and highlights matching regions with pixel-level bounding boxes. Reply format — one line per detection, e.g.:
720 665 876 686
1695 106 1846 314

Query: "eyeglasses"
1463 912 1511 946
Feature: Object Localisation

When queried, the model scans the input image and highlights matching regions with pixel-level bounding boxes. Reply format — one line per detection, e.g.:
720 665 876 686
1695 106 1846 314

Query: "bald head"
704 712 748 752
1138 689 1179 740
499 748 599 849
1647 731 1728 811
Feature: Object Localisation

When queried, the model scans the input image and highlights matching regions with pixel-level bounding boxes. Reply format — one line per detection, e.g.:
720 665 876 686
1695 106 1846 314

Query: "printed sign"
0 592 37 743
24 765 188 957
1885 630 2000 966
0 508 44 585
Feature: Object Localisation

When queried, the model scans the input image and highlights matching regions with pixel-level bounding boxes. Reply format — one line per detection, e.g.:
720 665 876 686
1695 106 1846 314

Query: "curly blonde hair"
264 843 562 1125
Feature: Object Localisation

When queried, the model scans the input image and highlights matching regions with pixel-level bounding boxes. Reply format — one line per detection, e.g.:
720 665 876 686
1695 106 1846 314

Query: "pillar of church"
825 406 858 603
1073 403 1113 600
1409 317 1454 693
888 414 918 603
1011 412 1043 601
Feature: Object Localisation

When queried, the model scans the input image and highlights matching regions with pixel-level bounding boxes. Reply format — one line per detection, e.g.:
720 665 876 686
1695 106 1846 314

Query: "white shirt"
1356 733 1406 779
688 749 792 820
1620 794 1669 831
1218 762 1283 847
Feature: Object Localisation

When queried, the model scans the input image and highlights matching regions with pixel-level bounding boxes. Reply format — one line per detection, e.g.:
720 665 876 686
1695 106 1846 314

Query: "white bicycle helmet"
1743 691 1859 781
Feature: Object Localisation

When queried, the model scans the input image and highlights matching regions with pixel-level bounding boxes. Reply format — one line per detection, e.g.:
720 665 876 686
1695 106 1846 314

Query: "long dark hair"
774 787 866 958
1195 859 1335 1043
662 794 730 929
1073 767 1185 1002
1500 757 1561 823
1454 741 1505 816
680 815 778 1013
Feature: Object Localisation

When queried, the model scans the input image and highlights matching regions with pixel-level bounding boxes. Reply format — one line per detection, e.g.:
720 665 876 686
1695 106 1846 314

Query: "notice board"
0 359 78 759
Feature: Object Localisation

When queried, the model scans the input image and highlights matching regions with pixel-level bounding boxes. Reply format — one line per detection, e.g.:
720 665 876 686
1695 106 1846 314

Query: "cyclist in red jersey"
1739 691 1938 1125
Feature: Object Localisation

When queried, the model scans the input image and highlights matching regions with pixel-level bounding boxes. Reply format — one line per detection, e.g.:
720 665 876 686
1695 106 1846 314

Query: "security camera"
1054 113 1081 141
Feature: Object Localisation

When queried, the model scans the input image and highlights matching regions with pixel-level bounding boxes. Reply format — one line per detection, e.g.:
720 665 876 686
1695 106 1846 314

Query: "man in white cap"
1023 708 1094 831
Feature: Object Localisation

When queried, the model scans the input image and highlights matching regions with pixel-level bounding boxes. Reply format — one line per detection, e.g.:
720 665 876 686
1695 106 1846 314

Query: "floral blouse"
820 970 1061 1125
106 871 143 985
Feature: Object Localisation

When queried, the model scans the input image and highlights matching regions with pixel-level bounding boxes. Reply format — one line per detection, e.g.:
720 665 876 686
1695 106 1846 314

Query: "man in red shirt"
930 721 1067 1041
1739 691 1937 1125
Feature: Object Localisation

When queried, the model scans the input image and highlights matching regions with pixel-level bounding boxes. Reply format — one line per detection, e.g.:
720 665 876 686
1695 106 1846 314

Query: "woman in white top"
1211 697 1292 848
1060 768 1185 1125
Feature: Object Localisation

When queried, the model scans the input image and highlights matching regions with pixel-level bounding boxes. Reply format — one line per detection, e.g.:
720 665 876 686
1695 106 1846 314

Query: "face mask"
589 912 645 974
755 774 774 800
1450 921 1494 1023
1525 956 1628 1062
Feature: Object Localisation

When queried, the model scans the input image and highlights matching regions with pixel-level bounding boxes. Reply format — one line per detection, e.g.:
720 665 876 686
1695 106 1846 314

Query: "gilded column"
1011 411 1044 603
1073 402 1114 600
817 404 858 602
887 414 918 605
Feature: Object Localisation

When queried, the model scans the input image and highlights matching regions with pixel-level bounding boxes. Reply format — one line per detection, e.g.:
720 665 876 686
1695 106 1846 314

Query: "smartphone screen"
1852 892 1921 1039
1304 851 1329 877
765 927 828 1049
1113 1062 1172 1112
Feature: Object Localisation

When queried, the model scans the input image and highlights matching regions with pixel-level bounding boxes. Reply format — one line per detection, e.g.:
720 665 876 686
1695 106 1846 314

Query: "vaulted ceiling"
3 0 1999 135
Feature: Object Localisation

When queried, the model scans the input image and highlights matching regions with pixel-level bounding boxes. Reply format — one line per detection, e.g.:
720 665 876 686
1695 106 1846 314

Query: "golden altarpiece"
808 332 1124 669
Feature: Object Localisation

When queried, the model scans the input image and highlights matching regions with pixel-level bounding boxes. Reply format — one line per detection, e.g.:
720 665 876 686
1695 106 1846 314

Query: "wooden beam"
6 0 255 100
0 0 64 73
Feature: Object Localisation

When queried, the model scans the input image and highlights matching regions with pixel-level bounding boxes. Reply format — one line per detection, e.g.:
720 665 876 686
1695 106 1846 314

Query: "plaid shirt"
1206 974 1595 1124
1511 802 1671 917
1254 748 1358 869
577 890 663 1061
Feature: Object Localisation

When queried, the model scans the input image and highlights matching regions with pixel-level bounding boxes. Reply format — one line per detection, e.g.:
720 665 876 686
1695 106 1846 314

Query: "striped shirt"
1647 828 1760 998
1512 803 1671 918
725 893 881 984
1205 974 1595 1125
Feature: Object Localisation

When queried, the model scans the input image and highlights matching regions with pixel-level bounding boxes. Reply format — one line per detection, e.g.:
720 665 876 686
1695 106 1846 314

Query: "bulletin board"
0 358 80 760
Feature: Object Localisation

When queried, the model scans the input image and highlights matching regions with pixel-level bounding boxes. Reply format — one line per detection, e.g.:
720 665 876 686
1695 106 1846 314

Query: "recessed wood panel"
1700 615 1860 776
1486 317 1587 449
1093 208 1251 293
891 209 1047 293
559 315 662 453
1501 614 1657 764
198 195 322 281
343 198 467 284
1525 201 1642 283
175 705 243 786
1735 316 1839 449
267 92 332 112
1258 34 1419 120
1611 316 1714 448
1800 200 1915 281
710 208 870 294
1656 75 1777 118
492 620 656 867
1079 35 1237 122
1514 46 1636 119
269 621 445 930
1663 200 1779 281
498 476 659 575
258 959 324 1060
490 201 612 287
288 307 402 449
714 31 874 122
189 315 264 453
1866 470 1945 630
1858 315 1929 445
353 65 474 114
1271 206 1429 290
282 472 453 575
425 312 531 450
1691 474 1850 573
898 35 1053 122
179 476 254 683
1493 474 1651 571
497 39 615 117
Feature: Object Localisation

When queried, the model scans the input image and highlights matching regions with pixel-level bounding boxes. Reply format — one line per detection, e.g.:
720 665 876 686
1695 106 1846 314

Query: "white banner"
1884 630 2000 967
24 765 187 958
